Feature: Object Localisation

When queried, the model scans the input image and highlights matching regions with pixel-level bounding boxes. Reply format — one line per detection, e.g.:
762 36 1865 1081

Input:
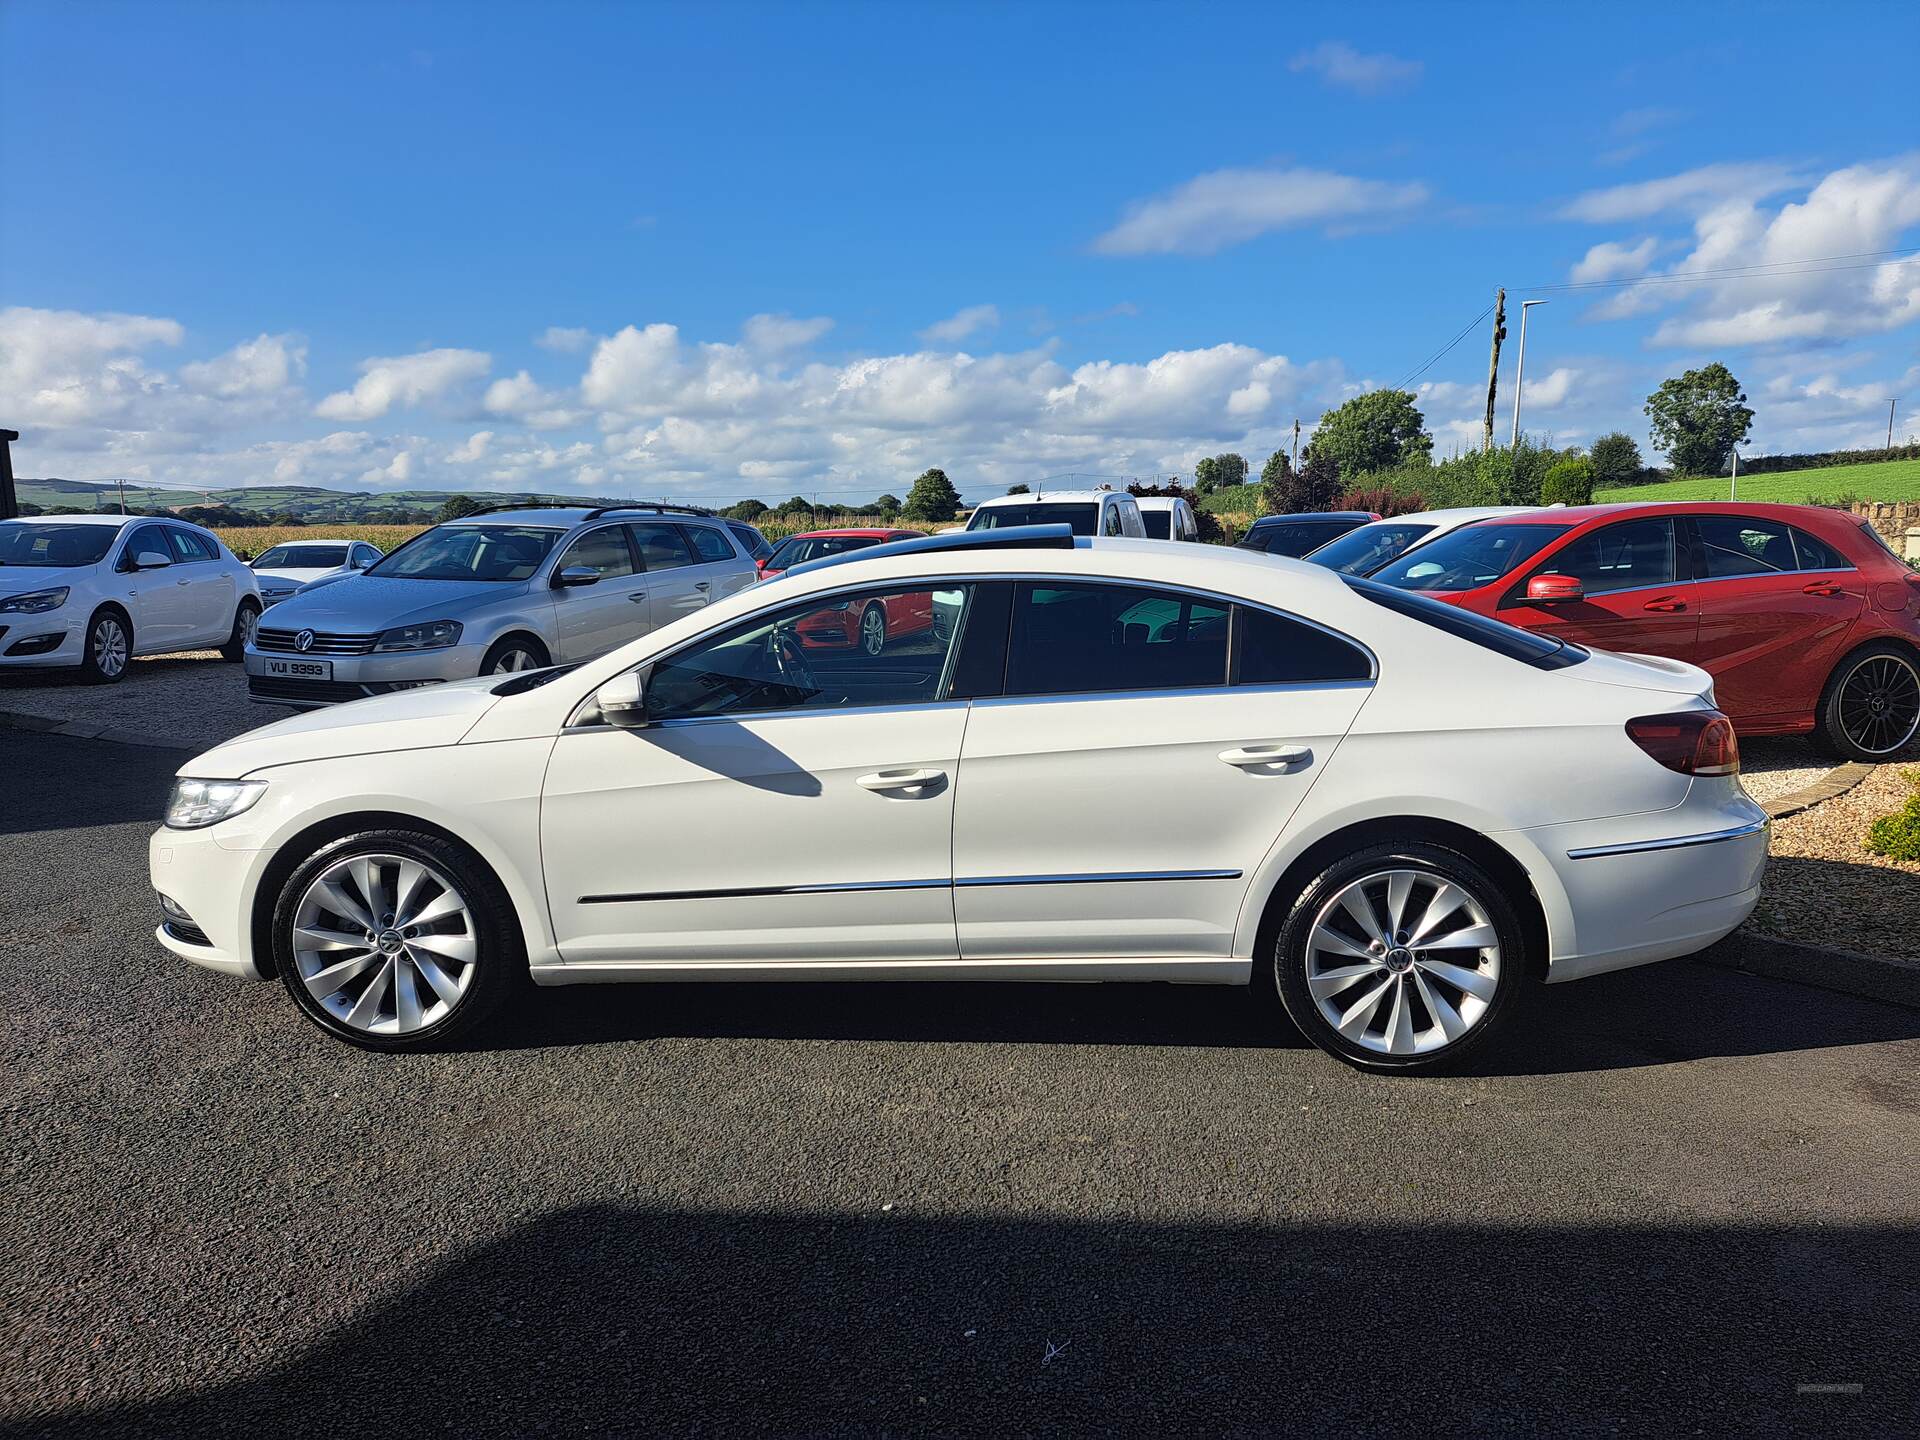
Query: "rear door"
164 526 234 645
1495 516 1698 661
683 522 758 603
952 580 1373 961
627 521 707 627
550 523 648 661
1685 514 1867 725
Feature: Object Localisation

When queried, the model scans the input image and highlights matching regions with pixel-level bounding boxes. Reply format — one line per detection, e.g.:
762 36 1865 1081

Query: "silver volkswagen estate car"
244 503 759 707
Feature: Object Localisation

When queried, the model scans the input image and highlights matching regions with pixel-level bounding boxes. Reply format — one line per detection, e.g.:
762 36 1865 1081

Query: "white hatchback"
0 514 261 681
150 527 1767 1072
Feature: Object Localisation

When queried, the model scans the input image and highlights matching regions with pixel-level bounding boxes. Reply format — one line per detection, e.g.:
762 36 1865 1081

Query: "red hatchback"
758 528 929 655
1366 501 1920 760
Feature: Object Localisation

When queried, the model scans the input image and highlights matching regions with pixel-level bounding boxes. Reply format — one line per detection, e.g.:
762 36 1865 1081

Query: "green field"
1596 457 1920 505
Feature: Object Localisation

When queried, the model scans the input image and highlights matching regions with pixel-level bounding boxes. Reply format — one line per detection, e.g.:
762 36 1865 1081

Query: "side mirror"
132 548 173 571
1526 573 1584 603
352 556 372 570
594 669 649 729
553 566 601 589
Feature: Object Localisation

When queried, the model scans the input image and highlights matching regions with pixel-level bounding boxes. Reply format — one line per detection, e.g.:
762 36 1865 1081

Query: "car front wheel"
76 607 132 684
272 830 524 1051
1272 840 1528 1074
481 635 550 675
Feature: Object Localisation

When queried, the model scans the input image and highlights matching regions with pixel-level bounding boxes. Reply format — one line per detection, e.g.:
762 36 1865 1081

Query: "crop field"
1596 457 1920 504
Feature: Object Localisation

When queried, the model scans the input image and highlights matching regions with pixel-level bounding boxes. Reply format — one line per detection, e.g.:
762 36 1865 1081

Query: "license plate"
263 656 332 681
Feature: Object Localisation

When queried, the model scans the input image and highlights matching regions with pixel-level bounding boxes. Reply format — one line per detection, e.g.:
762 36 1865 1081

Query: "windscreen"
368 524 561 582
253 544 348 569
1368 523 1571 593
968 502 1099 535
1306 522 1436 575
0 521 118 568
765 534 884 569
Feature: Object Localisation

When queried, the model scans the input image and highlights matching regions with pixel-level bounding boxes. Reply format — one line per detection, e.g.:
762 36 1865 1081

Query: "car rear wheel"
219 599 260 662
1272 840 1528 1074
76 608 132 685
273 830 524 1051
480 635 550 675
1812 642 1920 761
859 602 887 656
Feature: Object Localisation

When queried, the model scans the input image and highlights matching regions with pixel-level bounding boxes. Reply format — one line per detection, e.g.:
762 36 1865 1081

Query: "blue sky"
4 0 1918 503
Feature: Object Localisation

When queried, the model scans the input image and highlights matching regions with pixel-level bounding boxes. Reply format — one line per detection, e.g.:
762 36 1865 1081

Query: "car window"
1543 518 1675 594
627 522 695 572
1140 509 1172 539
1236 607 1373 684
557 525 636 580
0 521 118 567
1345 576 1588 671
968 502 1098 535
254 543 349 569
686 525 736 564
1790 527 1850 572
126 524 172 563
726 522 774 562
643 585 971 721
765 533 887 569
1241 522 1344 559
369 524 561 581
1694 516 1796 578
1305 522 1437 575
1370 523 1571 593
165 527 220 562
1102 503 1126 537
1006 582 1229 696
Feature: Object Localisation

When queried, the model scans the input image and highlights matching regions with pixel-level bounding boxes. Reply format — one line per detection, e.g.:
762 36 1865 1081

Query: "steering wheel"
769 627 820 699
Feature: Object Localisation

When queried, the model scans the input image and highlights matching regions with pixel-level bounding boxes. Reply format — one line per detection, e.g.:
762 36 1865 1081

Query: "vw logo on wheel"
294 629 316 652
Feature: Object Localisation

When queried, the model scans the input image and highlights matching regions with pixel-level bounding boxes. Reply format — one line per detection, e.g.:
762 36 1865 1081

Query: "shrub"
1864 772 1920 862
1540 457 1595 507
1332 485 1426 518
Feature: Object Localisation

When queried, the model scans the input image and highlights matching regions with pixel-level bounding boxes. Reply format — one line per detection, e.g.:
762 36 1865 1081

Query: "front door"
117 523 191 652
952 581 1373 960
1496 516 1699 660
550 523 650 662
541 581 976 966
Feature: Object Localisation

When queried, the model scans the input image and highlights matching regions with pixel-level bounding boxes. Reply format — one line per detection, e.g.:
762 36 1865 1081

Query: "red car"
1365 501 1920 760
760 528 930 655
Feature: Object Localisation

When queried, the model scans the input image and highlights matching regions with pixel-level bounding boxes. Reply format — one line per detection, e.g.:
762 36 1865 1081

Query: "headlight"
164 778 267 830
374 619 463 652
0 586 70 614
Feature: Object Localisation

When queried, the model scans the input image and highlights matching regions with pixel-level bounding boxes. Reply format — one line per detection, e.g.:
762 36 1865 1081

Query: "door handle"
627 592 648 604
177 578 193 586
694 581 710 592
1219 744 1310 768
856 767 945 793
1642 597 1686 612
1802 582 1842 597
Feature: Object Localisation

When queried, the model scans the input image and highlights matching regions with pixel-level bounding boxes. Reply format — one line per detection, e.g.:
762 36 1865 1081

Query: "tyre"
219 598 261 662
859 602 887 656
480 634 551 675
1271 840 1529 1075
272 829 525 1052
1810 642 1920 761
75 607 132 685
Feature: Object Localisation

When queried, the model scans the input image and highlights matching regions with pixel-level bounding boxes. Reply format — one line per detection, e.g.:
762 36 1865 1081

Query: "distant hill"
16 478 646 523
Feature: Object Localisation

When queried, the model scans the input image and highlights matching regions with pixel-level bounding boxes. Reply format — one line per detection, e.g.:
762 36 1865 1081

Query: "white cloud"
1570 237 1658 284
315 347 491 420
919 304 1000 344
178 333 307 398
482 370 583 429
1093 166 1428 256
448 430 494 463
535 326 594 353
1559 161 1799 223
1287 41 1422 95
741 313 833 352
1521 366 1579 409
359 449 415 485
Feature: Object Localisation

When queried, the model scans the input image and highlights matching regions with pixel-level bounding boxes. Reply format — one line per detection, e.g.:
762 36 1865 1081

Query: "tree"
902 468 960 522
872 493 902 518
1309 390 1432 477
1539 456 1595 507
1006 483 1030 495
1259 449 1300 515
722 498 769 521
773 494 815 517
437 494 485 521
1296 448 1343 511
1644 363 1753 476
1588 432 1643 489
1192 453 1249 495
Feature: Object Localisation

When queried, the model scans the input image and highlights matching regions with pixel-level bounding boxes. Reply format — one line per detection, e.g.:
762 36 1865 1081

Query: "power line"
1392 301 1497 391
1521 246 1920 294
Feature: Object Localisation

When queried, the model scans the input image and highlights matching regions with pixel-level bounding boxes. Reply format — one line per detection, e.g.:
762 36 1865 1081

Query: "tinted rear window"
970 502 1099 535
1343 575 1587 670
1140 510 1172 539
1369 523 1571 593
1239 520 1356 558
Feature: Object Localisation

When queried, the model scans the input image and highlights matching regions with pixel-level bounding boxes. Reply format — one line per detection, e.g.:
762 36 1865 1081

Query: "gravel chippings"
1736 736 1838 805
1750 760 1920 960
0 652 292 750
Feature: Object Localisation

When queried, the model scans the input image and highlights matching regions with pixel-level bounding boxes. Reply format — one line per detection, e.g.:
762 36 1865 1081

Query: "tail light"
1626 711 1739 776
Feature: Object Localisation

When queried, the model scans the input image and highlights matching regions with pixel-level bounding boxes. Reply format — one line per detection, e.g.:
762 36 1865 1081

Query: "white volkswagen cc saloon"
149 526 1768 1072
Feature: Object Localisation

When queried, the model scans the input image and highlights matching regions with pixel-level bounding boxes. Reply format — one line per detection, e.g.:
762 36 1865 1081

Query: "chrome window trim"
1565 817 1768 861
954 868 1242 888
579 867 1244 905
1685 514 1861 578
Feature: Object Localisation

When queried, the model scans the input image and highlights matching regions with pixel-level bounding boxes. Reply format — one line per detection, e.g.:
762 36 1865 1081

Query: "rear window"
1140 510 1172 539
969 502 1098 535
1238 520 1354 559
1306 522 1437 576
1369 522 1570 593
1344 575 1587 671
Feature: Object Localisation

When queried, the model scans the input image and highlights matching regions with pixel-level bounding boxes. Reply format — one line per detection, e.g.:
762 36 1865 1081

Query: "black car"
1235 511 1378 559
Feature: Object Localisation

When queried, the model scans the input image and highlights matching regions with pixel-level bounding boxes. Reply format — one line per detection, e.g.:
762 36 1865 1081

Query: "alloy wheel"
238 605 260 648
860 606 886 655
488 647 539 674
291 853 478 1035
1837 654 1920 756
1305 867 1502 1057
93 617 129 678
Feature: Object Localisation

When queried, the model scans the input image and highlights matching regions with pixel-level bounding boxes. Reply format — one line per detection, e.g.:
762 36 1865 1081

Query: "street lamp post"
1510 300 1549 448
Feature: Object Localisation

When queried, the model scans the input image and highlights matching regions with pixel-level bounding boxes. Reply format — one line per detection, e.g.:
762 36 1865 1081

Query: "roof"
1131 496 1189 510
1249 511 1375 525
1457 499 1859 528
785 527 921 539
6 512 134 526
1363 506 1538 525
972 490 1128 507
446 504 725 528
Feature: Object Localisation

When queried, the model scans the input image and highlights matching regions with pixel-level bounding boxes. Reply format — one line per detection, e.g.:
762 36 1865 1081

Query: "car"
243 503 760 708
1302 508 1540 576
152 524 1769 1074
248 538 385 606
756 527 924 580
0 513 261 683
724 520 774 566
1236 511 1379 558
759 528 933 654
1134 495 1201 541
1364 501 1920 761
966 488 1147 537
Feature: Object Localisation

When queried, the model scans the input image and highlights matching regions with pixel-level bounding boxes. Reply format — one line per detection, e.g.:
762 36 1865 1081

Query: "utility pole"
1291 418 1301 470
1510 300 1548 448
1890 398 1898 450
116 477 128 515
1482 288 1506 452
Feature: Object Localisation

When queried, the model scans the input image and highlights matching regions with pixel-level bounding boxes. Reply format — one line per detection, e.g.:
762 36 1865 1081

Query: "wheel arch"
482 629 553 669
1815 633 1920 755
1242 815 1554 989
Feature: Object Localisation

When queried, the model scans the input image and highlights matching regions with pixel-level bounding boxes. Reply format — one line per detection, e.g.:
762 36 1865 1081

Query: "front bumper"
0 615 84 668
150 823 273 980
244 639 490 707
